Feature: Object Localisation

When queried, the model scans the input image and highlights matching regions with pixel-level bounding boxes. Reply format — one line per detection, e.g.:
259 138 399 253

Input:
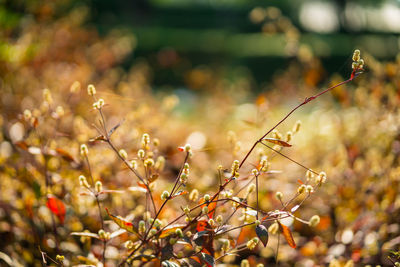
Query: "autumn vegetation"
1 2 400 267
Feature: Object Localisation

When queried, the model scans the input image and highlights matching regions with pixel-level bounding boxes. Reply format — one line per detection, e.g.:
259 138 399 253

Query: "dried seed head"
309 215 320 227
80 144 88 157
119 149 128 160
189 189 199 202
87 84 96 96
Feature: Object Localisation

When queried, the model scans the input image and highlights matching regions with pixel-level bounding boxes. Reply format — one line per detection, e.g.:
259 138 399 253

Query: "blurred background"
1 0 400 266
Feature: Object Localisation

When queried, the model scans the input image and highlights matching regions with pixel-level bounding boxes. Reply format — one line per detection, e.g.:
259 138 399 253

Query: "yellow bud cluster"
87 84 96 96
144 158 154 167
142 133 150 149
80 144 89 157
241 259 250 267
93 98 105 109
309 215 320 227
155 156 165 171
297 184 306 194
23 109 32 121
95 181 102 193
286 131 293 142
161 191 170 200
180 163 190 184
352 49 364 70
268 222 279 234
189 189 199 202
56 255 64 262
247 183 256 195
275 191 283 200
272 129 282 140
137 149 145 159
231 160 240 177
70 81 81 93
246 237 259 250
43 89 53 104
79 175 90 188
316 171 327 185
138 220 145 234
293 120 301 133
119 149 128 159
98 229 110 240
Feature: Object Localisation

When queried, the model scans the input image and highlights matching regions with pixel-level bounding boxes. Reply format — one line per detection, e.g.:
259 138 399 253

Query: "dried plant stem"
83 155 106 265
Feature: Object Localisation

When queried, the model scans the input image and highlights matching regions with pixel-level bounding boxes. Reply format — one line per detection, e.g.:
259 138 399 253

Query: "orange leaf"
170 190 188 199
14 141 29 150
137 182 148 191
278 221 296 248
106 208 138 234
262 138 292 147
199 195 218 219
55 148 75 162
46 195 66 224
159 224 186 238
196 220 209 232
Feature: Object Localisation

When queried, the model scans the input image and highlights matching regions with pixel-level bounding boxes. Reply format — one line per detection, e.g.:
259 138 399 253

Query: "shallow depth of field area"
1 1 400 266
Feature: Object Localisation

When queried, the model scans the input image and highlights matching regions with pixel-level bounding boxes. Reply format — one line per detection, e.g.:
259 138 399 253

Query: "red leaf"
178 146 185 152
278 221 296 248
262 138 292 147
106 208 138 235
297 179 304 185
196 220 209 232
46 195 66 224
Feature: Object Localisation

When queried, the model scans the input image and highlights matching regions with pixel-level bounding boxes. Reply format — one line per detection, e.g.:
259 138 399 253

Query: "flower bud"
297 184 306 194
80 144 88 157
275 191 283 200
309 215 320 227
119 149 128 159
87 84 96 96
23 109 32 121
161 191 170 200
293 120 301 133
241 259 250 267
268 222 279 234
70 81 81 93
137 149 145 159
95 181 102 193
189 189 199 202
175 228 184 238
204 194 210 202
